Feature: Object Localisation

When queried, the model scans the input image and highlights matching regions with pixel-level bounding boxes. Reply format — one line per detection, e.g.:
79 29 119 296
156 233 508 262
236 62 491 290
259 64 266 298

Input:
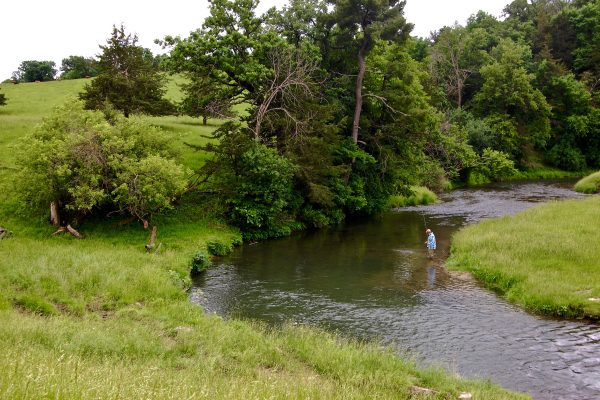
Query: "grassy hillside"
448 196 600 319
0 79 526 399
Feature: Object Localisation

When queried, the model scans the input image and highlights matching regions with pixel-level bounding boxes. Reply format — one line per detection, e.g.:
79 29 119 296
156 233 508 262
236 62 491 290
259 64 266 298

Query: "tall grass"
388 186 438 208
448 196 600 319
0 79 526 399
574 171 600 193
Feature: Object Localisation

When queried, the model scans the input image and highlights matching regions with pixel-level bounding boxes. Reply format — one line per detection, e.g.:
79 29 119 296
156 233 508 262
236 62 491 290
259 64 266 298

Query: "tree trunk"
352 41 369 144
145 225 158 251
202 115 207 125
50 202 60 226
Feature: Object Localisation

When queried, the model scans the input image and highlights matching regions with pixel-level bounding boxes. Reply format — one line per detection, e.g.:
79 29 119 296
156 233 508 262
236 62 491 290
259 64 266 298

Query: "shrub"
191 251 210 273
15 100 188 223
546 142 587 171
206 125 299 240
472 148 517 182
206 240 233 256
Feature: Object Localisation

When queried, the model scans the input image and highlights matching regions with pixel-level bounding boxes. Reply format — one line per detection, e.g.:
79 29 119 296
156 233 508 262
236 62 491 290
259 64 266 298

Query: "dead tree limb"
52 227 67 236
66 225 82 239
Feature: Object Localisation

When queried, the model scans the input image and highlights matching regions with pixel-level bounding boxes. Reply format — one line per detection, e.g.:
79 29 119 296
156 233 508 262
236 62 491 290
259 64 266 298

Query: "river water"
190 180 600 400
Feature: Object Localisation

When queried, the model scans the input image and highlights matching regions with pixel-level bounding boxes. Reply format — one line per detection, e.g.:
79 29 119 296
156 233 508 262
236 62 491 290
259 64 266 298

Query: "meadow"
448 196 600 319
0 79 526 399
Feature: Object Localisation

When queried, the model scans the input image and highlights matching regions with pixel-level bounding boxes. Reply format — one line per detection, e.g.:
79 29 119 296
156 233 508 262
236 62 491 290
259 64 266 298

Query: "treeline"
13 0 600 240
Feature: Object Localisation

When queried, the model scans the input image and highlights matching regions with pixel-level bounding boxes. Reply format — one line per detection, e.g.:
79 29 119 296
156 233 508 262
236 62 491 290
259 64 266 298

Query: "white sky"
0 0 509 81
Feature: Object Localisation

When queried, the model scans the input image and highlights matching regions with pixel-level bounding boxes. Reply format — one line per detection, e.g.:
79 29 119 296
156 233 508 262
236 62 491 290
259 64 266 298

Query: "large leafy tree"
473 39 551 159
80 25 173 117
16 101 188 225
179 73 234 125
12 60 56 82
327 0 412 143
60 56 98 80
166 0 278 106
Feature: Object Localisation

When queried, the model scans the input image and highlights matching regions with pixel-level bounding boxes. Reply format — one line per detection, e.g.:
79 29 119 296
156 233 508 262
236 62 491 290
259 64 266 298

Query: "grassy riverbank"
0 79 527 399
388 186 438 208
575 171 600 193
448 196 600 319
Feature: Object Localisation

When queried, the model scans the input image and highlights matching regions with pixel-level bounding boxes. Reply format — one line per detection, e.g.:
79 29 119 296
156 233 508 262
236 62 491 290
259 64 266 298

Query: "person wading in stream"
425 228 436 259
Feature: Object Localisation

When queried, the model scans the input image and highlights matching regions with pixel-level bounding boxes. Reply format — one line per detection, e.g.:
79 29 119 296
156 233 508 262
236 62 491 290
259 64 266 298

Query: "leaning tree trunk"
351 40 369 145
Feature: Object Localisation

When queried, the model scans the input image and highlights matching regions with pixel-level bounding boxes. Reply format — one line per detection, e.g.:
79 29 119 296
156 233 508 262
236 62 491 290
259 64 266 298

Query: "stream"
191 180 600 400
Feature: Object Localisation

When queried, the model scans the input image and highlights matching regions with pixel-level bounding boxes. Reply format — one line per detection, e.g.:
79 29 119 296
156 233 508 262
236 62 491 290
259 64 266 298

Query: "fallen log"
52 225 82 239
52 227 67 236
66 224 82 239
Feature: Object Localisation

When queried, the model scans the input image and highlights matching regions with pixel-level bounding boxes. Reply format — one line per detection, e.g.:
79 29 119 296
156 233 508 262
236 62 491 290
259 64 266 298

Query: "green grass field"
0 79 526 399
448 196 600 319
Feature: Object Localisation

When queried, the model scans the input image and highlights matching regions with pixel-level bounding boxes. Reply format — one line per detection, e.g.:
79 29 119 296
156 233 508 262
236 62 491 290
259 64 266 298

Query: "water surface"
191 180 600 400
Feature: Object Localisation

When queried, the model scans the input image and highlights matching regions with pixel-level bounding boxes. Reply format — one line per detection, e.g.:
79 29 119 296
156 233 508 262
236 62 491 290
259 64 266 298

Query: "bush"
191 251 211 273
546 143 587 171
15 100 188 223
471 148 517 182
206 125 299 240
206 240 233 256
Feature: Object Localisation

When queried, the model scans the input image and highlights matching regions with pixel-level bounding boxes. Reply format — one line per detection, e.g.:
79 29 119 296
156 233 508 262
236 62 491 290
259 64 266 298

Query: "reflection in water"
191 180 599 400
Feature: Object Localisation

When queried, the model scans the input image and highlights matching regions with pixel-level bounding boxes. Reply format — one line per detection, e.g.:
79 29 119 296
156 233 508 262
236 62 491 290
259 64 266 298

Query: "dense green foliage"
80 25 174 117
0 89 5 106
12 60 57 82
574 170 600 193
15 101 188 224
159 0 597 238
60 55 98 79
448 196 600 319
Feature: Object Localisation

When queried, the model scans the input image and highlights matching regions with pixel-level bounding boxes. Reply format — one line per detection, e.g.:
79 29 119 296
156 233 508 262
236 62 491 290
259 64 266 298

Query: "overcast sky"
0 0 510 81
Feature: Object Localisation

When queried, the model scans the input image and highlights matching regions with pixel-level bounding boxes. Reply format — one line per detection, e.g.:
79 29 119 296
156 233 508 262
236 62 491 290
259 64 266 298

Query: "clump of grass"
388 186 438 208
574 171 600 194
510 167 585 181
448 196 600 319
191 250 211 273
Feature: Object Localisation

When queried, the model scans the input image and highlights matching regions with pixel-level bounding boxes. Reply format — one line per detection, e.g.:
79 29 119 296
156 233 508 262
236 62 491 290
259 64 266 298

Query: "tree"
429 25 472 108
16 101 188 226
0 89 6 107
473 39 551 159
179 73 234 125
60 56 98 79
328 0 412 143
264 0 327 47
12 60 56 82
165 0 282 118
80 25 174 117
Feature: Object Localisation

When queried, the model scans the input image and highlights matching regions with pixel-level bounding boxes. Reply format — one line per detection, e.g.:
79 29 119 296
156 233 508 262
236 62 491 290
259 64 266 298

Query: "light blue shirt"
427 232 436 250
